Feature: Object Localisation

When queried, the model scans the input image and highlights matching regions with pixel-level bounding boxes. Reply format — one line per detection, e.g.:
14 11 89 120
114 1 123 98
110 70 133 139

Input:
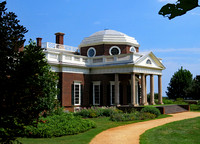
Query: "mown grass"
18 115 170 144
140 116 200 144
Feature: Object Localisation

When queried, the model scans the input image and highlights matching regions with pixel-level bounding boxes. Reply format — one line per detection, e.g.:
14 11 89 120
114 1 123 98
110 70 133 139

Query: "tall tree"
166 67 193 99
0 1 58 143
186 75 200 100
159 0 199 19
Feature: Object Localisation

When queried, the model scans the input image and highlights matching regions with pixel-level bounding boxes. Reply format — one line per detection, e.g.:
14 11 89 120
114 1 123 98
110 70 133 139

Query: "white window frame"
110 81 115 105
109 46 121 55
93 81 101 105
87 47 96 57
74 82 81 105
130 46 136 53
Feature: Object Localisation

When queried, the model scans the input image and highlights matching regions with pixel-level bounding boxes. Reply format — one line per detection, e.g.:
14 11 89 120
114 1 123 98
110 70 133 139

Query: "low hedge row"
24 113 96 138
110 111 156 122
74 107 122 118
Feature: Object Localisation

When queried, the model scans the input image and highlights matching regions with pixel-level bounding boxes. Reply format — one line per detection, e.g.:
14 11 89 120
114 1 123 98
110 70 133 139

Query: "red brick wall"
59 72 139 111
80 44 140 56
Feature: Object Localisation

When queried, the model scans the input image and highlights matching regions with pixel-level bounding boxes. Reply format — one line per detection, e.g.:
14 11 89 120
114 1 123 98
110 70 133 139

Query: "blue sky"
5 0 200 96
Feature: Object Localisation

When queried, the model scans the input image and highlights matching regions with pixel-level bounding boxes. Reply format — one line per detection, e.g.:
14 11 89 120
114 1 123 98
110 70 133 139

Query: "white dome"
79 30 140 48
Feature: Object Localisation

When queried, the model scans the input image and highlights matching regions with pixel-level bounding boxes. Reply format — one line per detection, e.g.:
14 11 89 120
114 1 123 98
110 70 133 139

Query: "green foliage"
23 113 96 138
0 1 59 142
141 107 161 117
74 107 121 118
166 67 193 100
190 104 200 111
186 76 200 100
159 0 199 20
147 93 158 102
162 98 174 104
110 112 156 122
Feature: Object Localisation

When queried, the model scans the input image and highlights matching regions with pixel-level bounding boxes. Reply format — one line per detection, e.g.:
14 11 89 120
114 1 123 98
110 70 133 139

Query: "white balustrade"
42 42 78 52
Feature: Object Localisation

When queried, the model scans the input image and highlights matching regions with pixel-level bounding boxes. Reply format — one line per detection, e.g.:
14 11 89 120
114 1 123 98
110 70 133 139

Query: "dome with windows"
79 29 140 48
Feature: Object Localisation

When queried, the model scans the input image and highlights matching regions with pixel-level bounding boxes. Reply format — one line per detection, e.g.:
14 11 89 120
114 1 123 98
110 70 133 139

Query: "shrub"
23 113 96 138
163 98 174 104
110 111 156 122
74 107 121 118
137 112 156 120
110 113 136 122
190 104 200 111
141 107 161 117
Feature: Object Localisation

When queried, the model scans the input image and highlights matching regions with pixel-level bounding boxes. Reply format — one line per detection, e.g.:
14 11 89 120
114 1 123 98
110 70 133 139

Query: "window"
87 47 96 57
130 46 136 53
74 82 81 105
146 59 152 64
109 46 121 55
93 81 100 105
110 82 115 105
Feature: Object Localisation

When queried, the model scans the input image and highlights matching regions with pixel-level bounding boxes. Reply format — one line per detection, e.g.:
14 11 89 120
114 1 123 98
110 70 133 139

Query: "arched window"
109 46 121 55
87 47 96 57
146 59 152 64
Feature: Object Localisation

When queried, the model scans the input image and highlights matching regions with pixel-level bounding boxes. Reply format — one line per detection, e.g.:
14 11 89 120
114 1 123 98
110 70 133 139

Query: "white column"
150 74 155 105
115 74 120 106
158 75 163 104
141 73 146 105
131 72 137 106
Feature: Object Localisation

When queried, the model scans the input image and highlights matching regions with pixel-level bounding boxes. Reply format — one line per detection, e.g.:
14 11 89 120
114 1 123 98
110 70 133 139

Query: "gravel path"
90 112 200 144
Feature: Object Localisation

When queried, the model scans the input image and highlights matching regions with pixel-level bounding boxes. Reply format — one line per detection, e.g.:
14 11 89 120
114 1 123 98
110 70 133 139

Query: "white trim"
93 81 101 105
130 46 136 53
74 82 81 106
109 46 121 55
87 47 96 57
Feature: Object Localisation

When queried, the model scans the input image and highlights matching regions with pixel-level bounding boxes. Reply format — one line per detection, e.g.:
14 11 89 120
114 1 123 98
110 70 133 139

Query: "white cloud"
153 48 200 54
158 0 177 3
190 12 200 16
93 21 101 25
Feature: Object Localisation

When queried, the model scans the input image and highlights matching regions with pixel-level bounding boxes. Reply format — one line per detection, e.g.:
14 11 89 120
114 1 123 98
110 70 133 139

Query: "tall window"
74 82 81 105
110 81 115 105
93 81 100 105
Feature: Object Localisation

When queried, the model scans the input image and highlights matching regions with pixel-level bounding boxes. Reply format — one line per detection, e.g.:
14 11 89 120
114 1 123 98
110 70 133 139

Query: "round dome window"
109 46 121 55
130 46 136 53
87 47 96 57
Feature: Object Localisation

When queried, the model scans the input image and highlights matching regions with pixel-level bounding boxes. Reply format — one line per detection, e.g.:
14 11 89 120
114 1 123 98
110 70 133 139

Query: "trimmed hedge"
141 107 161 117
24 113 96 138
110 112 156 122
74 107 122 118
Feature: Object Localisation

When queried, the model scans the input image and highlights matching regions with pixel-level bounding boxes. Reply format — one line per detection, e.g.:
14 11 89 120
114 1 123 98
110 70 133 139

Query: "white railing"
42 42 78 52
45 51 141 66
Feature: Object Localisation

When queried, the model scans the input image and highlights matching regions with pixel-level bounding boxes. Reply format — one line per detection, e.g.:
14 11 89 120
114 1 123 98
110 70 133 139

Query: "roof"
79 29 140 48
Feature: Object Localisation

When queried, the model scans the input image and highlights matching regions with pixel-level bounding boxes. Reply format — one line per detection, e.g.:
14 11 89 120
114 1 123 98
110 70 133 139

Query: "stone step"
163 105 188 114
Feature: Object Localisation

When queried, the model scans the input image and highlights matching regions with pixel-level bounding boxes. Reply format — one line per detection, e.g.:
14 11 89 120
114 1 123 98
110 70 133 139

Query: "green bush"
23 113 96 138
141 107 161 117
110 113 136 122
74 107 121 118
163 98 174 104
110 111 156 122
190 104 200 111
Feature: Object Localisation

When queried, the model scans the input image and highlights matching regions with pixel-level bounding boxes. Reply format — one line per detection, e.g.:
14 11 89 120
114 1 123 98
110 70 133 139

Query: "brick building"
37 30 165 111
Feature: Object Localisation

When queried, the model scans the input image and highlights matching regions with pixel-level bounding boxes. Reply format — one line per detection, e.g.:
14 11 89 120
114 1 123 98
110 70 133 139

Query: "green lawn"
18 115 170 144
140 117 200 144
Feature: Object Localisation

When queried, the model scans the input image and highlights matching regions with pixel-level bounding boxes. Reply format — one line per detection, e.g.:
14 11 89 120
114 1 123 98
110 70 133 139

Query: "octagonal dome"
79 29 140 48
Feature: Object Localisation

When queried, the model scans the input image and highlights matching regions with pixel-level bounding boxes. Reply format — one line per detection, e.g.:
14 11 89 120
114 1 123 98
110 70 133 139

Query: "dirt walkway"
90 112 200 144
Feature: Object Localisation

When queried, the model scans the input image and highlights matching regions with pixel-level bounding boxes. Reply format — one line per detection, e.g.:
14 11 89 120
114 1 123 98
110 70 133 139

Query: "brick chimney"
36 37 42 47
55 32 65 45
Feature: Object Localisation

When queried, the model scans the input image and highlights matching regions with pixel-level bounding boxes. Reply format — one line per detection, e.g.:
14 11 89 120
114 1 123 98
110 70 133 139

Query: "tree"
186 75 200 100
0 1 58 143
159 0 200 20
166 67 193 99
